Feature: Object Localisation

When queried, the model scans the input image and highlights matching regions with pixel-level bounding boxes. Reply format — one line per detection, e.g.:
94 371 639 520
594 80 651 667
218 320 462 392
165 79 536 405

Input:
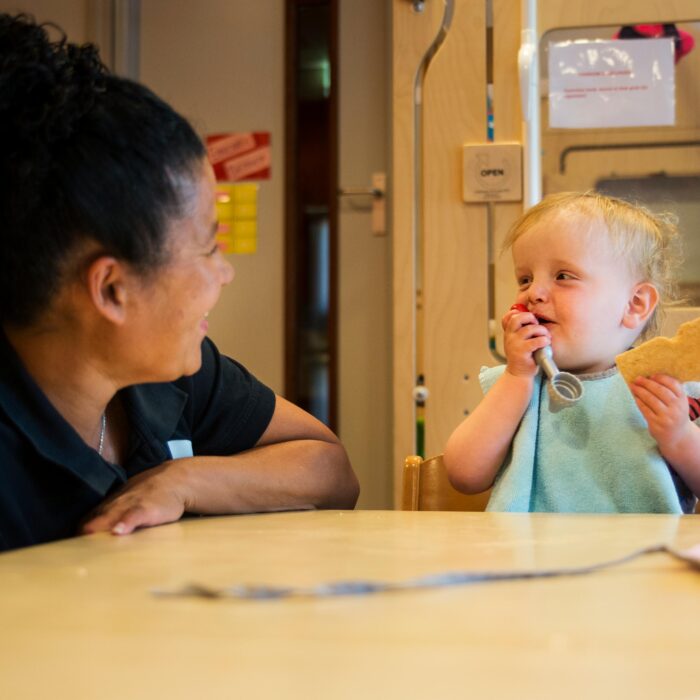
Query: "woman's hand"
631 374 692 450
502 305 550 379
80 462 188 536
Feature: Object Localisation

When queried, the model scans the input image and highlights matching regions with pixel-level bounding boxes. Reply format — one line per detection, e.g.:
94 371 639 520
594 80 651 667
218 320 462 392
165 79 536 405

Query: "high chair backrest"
401 454 490 511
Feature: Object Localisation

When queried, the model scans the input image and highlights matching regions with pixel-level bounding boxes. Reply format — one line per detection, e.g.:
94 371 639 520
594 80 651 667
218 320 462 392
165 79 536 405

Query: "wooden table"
1 511 699 699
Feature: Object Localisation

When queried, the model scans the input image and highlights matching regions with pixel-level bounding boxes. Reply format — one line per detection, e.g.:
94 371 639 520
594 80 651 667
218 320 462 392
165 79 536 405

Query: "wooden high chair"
401 454 490 511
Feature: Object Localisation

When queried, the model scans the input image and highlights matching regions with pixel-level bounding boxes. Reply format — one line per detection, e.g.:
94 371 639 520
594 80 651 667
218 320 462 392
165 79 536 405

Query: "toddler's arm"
444 307 550 494
631 375 700 497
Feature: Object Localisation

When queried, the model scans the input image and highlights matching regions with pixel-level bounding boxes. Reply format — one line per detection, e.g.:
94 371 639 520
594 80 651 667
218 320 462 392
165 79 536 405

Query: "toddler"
444 192 700 513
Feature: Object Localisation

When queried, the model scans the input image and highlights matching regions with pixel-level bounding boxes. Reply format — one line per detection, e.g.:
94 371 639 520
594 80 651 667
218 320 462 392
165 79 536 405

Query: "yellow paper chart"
215 183 259 254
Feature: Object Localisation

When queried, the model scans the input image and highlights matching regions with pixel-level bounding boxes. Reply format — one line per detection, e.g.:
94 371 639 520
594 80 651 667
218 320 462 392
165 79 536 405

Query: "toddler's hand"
631 374 692 450
502 305 551 379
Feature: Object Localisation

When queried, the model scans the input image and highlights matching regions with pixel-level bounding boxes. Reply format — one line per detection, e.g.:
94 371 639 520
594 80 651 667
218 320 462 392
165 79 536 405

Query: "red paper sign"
205 132 271 182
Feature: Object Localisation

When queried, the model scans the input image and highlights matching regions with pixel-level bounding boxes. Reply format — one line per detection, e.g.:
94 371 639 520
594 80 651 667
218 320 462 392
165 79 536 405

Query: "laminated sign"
206 132 271 182
548 38 675 129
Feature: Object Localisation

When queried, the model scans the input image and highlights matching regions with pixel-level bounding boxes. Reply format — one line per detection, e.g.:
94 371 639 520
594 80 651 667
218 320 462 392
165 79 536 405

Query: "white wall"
140 1 285 392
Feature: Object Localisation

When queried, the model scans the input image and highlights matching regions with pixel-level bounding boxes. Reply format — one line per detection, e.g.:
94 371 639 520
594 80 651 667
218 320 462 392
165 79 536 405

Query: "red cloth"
614 24 695 63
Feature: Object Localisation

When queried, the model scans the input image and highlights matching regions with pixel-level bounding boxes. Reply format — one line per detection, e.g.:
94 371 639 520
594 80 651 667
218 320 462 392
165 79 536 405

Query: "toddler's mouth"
510 304 555 326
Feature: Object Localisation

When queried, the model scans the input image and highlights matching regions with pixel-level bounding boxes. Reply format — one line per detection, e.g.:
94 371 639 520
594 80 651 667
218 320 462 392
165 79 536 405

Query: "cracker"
616 316 700 384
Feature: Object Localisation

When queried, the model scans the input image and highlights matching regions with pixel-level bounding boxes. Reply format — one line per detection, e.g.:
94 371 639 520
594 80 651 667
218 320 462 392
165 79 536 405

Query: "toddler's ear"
622 282 658 330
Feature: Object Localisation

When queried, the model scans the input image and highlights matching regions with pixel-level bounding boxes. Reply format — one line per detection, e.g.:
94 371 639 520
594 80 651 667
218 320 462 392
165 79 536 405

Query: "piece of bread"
616 316 700 384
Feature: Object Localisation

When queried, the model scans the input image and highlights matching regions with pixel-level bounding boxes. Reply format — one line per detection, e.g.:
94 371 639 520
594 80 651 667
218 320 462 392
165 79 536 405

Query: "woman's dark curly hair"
0 13 205 326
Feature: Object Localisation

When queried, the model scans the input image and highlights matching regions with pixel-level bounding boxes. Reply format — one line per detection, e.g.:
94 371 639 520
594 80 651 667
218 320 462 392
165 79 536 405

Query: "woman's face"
125 160 234 381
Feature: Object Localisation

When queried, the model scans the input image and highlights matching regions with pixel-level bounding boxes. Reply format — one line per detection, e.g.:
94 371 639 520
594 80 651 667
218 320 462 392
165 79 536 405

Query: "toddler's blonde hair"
502 191 682 339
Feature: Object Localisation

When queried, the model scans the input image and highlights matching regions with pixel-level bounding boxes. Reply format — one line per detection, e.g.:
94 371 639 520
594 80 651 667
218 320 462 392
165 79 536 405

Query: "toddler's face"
511 213 641 374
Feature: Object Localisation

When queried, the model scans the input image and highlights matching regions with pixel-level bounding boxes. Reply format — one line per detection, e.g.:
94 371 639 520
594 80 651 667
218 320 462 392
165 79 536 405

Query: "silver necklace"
98 412 106 456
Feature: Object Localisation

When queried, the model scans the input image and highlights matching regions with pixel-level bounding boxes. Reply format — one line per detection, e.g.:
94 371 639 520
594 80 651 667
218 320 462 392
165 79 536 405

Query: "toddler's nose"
528 280 549 304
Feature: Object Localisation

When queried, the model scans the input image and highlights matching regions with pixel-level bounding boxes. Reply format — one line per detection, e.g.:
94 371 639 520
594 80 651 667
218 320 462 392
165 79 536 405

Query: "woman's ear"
622 282 659 330
86 256 129 324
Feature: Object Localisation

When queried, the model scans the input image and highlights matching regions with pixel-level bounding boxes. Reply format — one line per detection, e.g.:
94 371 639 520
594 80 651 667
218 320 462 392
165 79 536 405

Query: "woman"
0 13 359 551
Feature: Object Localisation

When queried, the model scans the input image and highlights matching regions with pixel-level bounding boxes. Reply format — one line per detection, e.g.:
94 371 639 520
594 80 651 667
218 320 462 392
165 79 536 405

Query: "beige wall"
140 2 285 393
0 0 89 40
338 0 392 508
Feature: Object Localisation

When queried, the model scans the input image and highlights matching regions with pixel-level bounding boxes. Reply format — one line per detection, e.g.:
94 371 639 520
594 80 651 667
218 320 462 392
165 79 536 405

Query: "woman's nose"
220 256 235 286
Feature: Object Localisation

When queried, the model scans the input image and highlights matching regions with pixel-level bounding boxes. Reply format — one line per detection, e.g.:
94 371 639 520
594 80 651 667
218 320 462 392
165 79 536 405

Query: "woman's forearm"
172 438 359 513
81 434 358 536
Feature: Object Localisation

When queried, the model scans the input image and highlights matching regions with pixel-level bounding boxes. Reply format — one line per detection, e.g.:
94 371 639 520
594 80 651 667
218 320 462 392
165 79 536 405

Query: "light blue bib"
480 365 695 514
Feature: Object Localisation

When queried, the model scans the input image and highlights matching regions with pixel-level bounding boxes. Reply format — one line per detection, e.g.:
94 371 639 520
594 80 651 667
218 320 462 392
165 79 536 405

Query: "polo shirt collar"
121 381 189 452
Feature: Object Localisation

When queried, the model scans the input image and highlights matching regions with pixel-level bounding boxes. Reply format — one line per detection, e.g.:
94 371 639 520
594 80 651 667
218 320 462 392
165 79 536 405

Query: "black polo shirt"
0 332 275 552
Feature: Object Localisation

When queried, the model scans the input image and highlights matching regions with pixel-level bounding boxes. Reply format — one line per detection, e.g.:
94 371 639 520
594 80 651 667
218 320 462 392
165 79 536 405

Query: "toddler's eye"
517 276 531 289
556 272 574 281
